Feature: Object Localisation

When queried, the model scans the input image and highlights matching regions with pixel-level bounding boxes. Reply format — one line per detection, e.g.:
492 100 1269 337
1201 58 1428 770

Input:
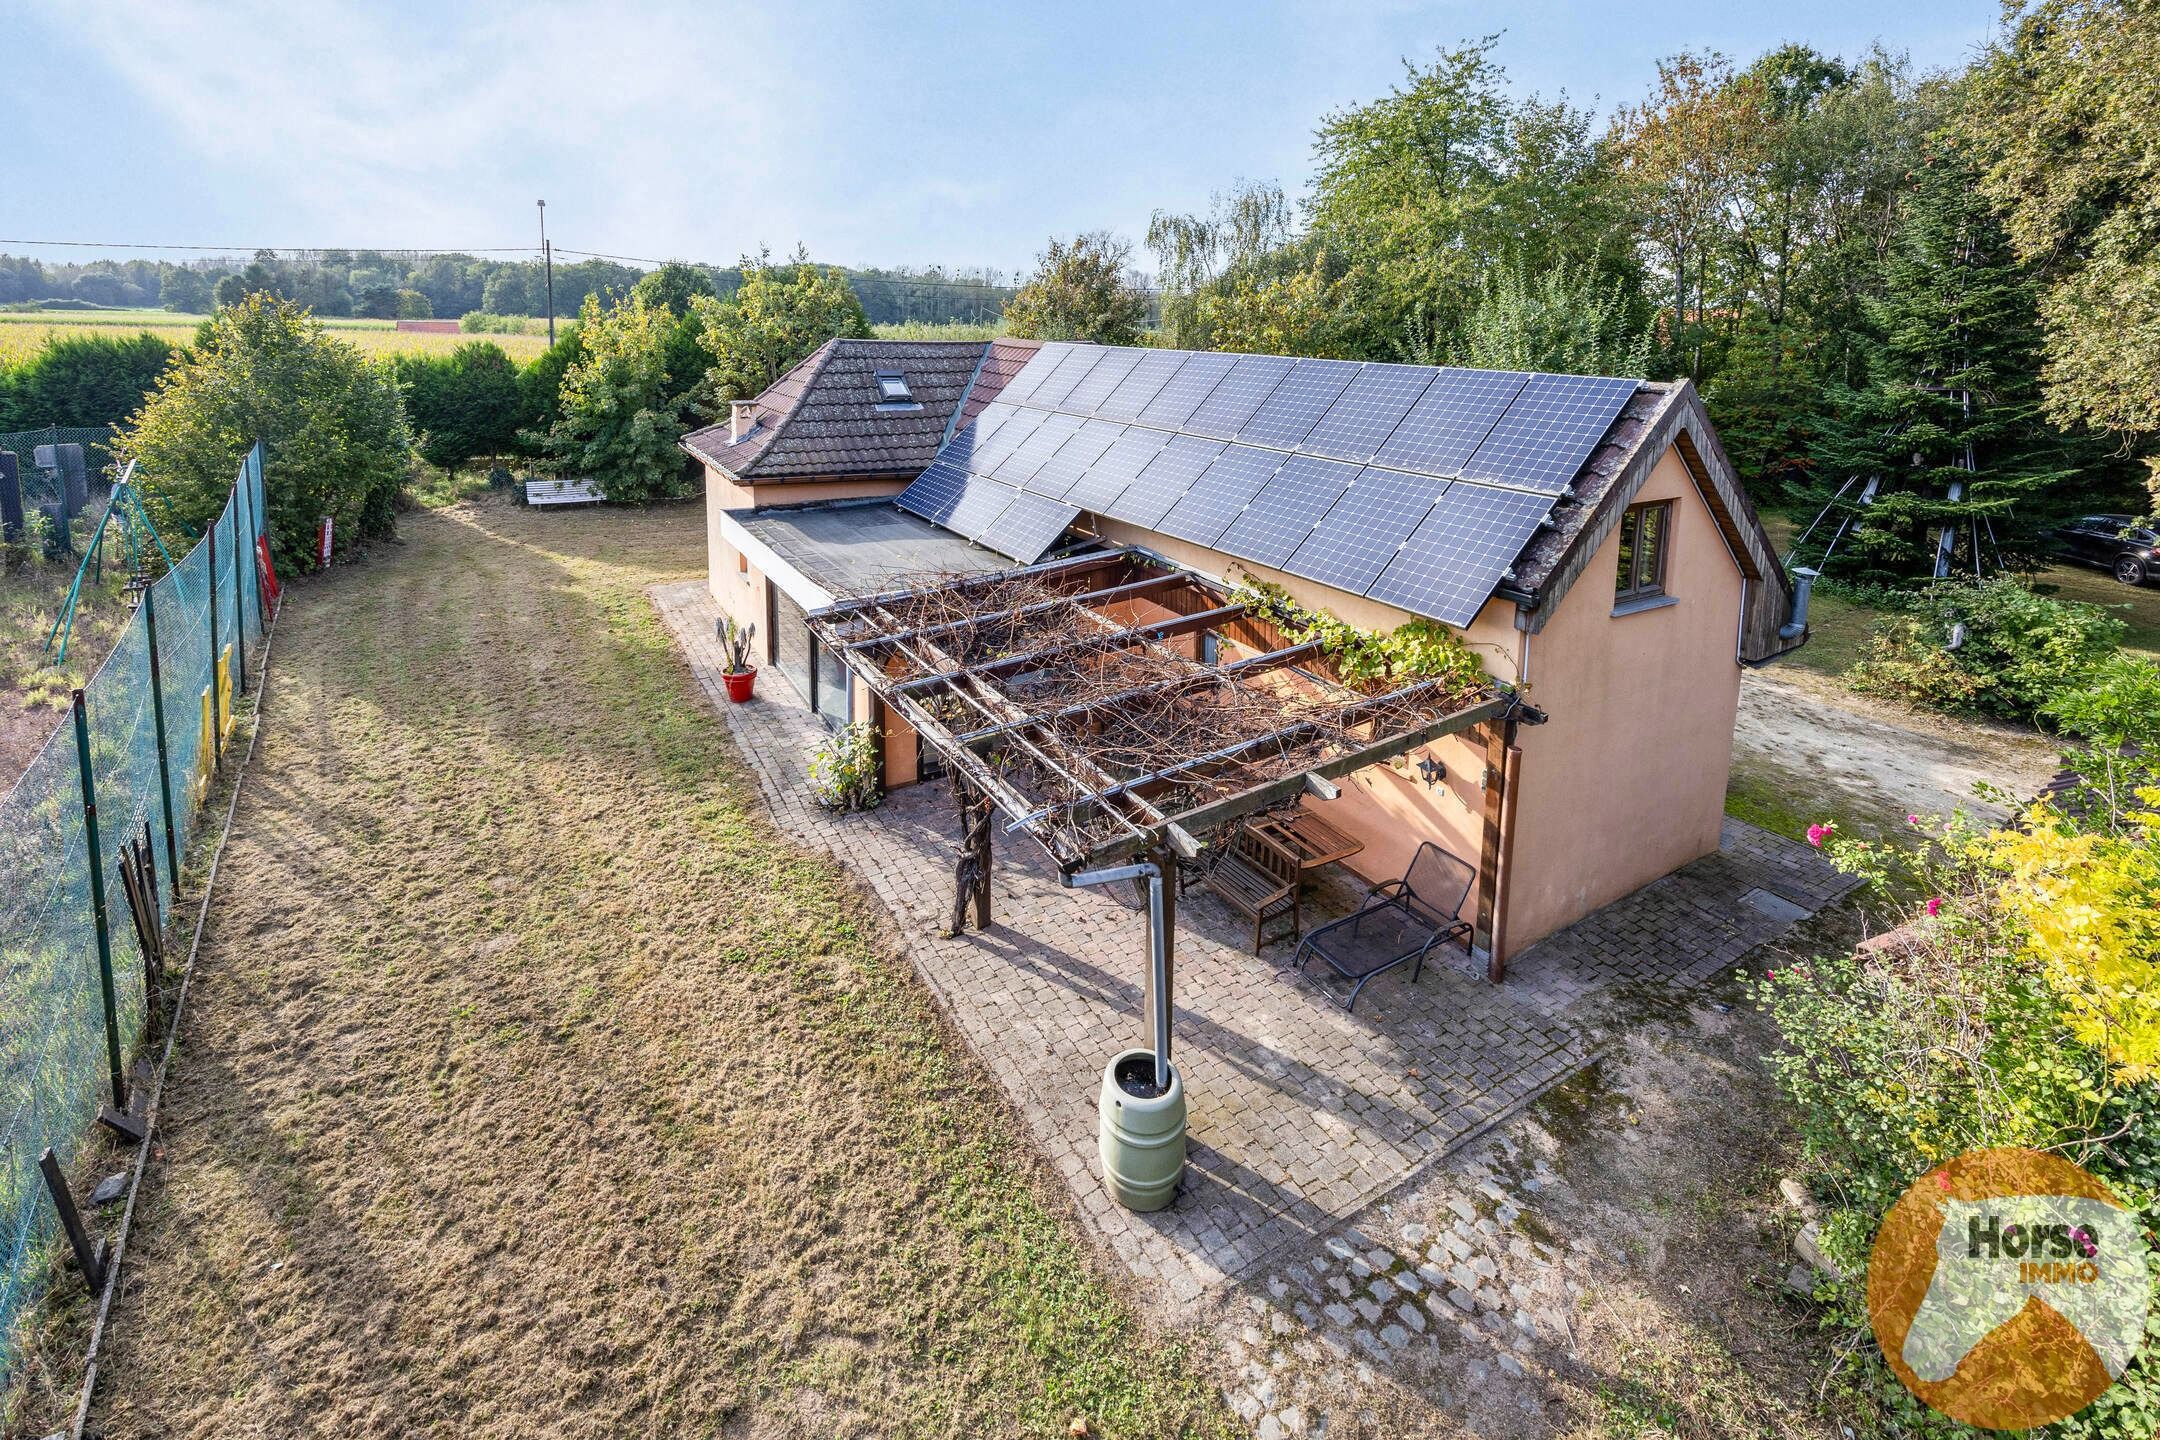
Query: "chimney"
729 400 760 443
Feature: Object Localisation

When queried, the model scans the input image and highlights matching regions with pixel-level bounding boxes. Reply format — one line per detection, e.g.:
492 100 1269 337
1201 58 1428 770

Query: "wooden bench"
1203 822 1302 955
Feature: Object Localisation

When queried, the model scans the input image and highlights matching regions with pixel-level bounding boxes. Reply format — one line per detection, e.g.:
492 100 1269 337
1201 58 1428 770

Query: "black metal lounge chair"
1284 842 1475 1011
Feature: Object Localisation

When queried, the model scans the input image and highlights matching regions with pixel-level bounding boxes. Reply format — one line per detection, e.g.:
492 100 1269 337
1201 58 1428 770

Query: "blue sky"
6 0 1998 278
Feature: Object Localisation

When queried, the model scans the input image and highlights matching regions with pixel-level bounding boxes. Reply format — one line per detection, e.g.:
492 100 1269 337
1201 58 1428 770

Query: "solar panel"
1027 345 1107 408
1094 349 1189 421
1057 347 1146 413
1370 367 1531 475
1281 469 1449 596
995 342 1072 404
976 490 1080 563
1103 435 1227 530
944 472 1020 539
1062 428 1171 513
1237 358 1361 450
989 411 1084 486
966 405 1047 475
1300 364 1436 462
1459 373 1639 493
1156 445 1285 547
895 460 968 525
1138 351 1236 428
1213 453 1361 568
1019 419 1123 500
1184 354 1295 439
1365 482 1555 626
970 402 1026 448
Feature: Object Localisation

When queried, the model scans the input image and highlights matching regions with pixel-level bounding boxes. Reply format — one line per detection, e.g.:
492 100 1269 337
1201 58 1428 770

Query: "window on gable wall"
1614 500 1673 606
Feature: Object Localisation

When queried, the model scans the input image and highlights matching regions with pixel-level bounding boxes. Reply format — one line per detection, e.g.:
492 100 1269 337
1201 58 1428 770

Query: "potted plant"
717 616 757 702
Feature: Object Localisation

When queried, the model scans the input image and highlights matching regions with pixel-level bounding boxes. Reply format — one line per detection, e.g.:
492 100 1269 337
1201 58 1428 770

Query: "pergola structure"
808 547 1518 1082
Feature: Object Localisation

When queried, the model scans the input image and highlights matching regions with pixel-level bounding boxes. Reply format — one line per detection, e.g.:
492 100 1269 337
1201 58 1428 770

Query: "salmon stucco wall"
706 497 770 662
1501 444 1743 950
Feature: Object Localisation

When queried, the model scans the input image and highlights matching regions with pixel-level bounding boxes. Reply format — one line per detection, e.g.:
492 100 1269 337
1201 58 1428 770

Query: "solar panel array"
907 343 1641 623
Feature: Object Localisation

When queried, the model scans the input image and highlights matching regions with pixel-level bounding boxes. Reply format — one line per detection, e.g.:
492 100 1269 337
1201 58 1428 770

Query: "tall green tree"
1437 253 1650 376
537 292 689 502
1808 142 2086 583
117 293 409 570
1960 0 2160 485
631 262 721 316
1001 232 1150 346
692 250 872 400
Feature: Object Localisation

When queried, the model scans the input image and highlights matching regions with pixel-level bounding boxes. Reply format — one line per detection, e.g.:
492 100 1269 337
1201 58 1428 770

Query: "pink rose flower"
1925 897 1943 917
1806 823 1833 848
1907 813 1922 826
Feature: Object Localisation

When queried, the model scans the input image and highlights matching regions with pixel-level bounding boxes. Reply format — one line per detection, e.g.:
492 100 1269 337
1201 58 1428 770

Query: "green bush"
807 722 882 812
1846 577 2124 721
392 341 520 475
117 293 408 571
0 330 175 430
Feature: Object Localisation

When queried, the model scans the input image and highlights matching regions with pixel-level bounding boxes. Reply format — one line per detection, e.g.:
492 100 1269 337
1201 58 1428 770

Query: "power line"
0 239 537 254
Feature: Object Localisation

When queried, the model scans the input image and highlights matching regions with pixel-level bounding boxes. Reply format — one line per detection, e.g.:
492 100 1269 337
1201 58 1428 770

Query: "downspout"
1738 566 1819 668
1489 741 1524 983
1779 567 1818 642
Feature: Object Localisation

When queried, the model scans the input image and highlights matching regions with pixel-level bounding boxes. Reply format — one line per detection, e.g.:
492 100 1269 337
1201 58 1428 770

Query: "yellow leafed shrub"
1981 793 2160 1082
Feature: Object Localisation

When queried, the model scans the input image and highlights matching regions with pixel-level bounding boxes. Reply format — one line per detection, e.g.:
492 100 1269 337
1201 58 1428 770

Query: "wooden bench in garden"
1203 822 1302 955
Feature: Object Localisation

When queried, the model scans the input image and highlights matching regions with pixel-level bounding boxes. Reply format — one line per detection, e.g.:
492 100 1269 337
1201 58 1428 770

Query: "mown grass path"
77 498 1228 1438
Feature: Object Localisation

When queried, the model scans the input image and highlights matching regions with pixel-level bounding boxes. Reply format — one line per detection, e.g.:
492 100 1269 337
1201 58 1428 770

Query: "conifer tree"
1806 140 2082 585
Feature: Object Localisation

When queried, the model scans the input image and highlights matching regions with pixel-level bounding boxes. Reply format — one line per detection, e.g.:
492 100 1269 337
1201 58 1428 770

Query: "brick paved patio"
654 579 1855 1315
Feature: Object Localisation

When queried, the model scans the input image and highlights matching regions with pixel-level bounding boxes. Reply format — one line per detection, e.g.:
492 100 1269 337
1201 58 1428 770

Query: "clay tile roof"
682 338 1030 482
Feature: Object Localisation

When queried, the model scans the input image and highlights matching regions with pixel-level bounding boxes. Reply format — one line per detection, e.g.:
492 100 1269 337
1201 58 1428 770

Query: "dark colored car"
2052 514 2160 586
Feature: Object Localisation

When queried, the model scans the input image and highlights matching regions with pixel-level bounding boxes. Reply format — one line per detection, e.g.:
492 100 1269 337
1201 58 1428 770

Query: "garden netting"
0 444 268 1368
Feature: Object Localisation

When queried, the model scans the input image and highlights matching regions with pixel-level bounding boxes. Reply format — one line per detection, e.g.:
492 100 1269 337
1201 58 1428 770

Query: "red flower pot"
723 669 756 703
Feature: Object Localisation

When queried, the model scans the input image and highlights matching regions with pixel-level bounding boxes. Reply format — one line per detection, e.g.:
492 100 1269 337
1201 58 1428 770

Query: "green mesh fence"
0 444 268 1368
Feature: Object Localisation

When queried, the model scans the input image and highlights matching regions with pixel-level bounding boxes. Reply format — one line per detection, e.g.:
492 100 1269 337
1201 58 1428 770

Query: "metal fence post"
142 584 180 882
232 493 249 697
71 689 128 1115
206 519 222 771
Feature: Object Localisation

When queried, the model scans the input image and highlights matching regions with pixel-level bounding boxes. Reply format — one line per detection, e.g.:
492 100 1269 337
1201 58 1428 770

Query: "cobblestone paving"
655 580 1858 1432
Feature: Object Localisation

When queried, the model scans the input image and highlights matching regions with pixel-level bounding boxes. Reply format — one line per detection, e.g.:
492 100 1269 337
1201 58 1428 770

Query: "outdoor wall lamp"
1416 755 1446 787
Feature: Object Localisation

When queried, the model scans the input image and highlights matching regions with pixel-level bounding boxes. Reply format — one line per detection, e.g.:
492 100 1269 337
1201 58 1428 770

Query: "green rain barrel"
1098 1049 1186 1211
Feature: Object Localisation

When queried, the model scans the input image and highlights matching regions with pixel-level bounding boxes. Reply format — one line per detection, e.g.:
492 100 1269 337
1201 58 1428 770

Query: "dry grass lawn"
27 497 1228 1438
0 536 134 787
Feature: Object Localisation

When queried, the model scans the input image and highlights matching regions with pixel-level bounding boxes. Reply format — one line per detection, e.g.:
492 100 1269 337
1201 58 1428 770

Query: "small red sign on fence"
256 535 281 611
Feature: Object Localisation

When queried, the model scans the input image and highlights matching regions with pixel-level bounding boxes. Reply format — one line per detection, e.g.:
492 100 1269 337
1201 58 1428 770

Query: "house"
687 337 1804 962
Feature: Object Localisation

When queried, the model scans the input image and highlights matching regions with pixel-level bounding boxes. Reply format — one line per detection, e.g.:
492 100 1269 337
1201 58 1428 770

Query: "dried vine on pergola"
811 552 1509 872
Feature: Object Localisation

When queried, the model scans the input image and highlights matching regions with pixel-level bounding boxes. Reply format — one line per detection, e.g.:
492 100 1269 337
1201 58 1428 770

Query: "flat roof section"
733 502 1014 604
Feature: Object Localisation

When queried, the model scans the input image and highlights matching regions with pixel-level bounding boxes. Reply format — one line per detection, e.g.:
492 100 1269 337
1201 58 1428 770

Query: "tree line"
996 2 2159 586
0 249 1015 327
